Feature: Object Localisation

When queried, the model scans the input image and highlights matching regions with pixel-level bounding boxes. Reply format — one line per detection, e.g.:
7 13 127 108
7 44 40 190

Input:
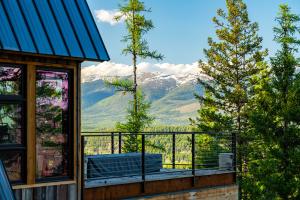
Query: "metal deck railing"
81 131 236 190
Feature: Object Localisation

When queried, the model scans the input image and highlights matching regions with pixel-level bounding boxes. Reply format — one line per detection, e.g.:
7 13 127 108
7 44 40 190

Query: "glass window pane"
0 151 23 182
0 104 22 144
36 70 71 179
0 65 22 95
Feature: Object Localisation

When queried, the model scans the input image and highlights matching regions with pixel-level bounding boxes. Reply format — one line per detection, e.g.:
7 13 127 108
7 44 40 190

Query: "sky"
83 0 300 76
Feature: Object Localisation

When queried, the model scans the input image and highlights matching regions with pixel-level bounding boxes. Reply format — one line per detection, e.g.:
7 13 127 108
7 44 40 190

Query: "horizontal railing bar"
82 131 229 133
81 132 233 137
81 131 233 133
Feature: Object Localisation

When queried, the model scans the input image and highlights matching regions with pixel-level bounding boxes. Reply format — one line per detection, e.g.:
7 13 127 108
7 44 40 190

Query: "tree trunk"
237 105 243 200
133 54 137 116
132 8 138 151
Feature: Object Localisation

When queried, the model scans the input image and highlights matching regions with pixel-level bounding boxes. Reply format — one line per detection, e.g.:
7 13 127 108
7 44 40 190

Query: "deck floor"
85 169 233 188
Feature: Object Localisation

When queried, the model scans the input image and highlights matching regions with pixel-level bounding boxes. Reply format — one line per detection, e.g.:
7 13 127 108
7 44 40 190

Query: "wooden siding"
84 173 236 200
14 184 77 200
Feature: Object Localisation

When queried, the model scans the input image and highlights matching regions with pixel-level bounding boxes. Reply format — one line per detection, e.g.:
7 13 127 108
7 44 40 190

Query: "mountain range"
81 65 205 131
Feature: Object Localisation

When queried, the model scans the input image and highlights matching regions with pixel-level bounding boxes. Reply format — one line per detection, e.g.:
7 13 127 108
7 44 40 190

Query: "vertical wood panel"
22 188 33 200
46 186 55 200
57 185 68 200
35 186 46 200
13 184 77 200
14 189 22 200
73 66 77 182
27 64 36 184
68 184 77 200
76 63 82 199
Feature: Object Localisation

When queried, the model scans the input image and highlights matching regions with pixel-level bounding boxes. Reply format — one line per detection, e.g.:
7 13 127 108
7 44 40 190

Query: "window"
0 64 26 183
36 69 73 180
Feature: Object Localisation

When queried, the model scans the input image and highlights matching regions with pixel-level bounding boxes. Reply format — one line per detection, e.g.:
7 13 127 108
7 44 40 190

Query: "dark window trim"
0 145 26 150
35 67 74 182
0 150 27 185
0 96 25 101
0 63 27 184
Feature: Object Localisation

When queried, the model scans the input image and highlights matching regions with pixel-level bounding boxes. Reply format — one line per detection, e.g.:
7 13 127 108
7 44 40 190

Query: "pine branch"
104 78 134 93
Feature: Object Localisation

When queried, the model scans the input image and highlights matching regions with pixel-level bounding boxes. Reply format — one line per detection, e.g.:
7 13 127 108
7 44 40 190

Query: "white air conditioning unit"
219 153 233 170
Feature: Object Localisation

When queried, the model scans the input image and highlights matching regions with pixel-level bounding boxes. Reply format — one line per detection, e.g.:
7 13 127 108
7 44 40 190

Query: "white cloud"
94 9 125 26
81 61 206 83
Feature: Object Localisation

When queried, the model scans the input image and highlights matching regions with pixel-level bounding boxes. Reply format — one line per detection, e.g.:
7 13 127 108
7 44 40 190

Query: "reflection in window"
36 70 71 179
0 66 22 95
0 152 22 181
0 63 25 183
0 104 22 144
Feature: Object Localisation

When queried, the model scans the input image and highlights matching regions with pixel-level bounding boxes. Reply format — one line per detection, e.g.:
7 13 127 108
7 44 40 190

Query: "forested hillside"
81 73 203 130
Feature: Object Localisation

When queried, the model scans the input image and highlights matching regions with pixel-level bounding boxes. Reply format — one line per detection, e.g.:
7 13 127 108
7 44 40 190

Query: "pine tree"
116 89 154 152
115 0 163 115
191 0 267 198
249 4 300 199
107 0 163 152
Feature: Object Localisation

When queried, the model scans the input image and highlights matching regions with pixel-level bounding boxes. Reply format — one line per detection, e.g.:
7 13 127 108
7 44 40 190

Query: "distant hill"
81 70 204 131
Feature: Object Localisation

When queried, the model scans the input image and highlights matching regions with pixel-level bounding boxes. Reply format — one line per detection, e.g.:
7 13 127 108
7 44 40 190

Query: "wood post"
27 64 36 184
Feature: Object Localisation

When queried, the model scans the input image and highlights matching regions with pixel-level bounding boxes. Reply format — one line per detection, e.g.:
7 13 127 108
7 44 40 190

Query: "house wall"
84 173 236 200
14 184 77 200
0 53 81 200
133 185 238 200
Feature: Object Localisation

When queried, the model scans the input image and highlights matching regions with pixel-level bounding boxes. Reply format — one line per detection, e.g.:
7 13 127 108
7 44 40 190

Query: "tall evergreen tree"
107 0 163 152
116 89 154 152
191 0 267 197
249 4 300 199
116 0 163 115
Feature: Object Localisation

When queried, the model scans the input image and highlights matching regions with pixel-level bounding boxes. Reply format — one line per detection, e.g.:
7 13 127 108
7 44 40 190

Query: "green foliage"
247 4 300 199
192 0 267 198
116 89 154 152
115 0 164 61
191 91 233 133
42 140 62 147
193 0 267 133
195 134 223 169
81 82 199 131
116 0 163 107
106 0 163 152
104 78 134 93
144 125 192 132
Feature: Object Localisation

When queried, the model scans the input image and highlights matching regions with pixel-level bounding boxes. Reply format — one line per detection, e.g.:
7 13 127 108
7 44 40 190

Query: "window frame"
35 67 74 183
0 63 27 184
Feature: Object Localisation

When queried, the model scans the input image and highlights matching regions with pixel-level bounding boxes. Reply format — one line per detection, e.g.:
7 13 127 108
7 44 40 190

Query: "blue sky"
86 0 300 66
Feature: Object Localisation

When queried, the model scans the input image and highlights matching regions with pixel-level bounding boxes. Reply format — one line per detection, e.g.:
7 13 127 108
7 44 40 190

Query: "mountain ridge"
81 71 203 131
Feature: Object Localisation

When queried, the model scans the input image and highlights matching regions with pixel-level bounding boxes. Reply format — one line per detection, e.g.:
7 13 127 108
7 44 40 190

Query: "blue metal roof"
0 0 109 62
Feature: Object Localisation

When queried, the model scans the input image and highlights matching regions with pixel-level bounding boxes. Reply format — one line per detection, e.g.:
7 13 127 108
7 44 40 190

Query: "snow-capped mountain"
81 62 205 130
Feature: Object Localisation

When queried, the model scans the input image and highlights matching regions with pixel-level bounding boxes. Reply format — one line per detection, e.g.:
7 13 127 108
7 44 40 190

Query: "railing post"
172 133 176 169
191 132 195 187
111 132 114 154
141 134 145 193
81 136 85 200
118 132 122 154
